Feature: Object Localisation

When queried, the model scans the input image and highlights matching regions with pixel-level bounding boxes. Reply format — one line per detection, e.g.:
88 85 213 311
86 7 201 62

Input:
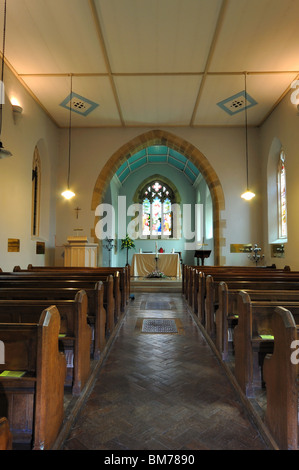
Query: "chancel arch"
91 129 226 265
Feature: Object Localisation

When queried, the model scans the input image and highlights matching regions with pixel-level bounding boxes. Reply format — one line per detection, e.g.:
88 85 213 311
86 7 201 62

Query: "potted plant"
121 234 135 266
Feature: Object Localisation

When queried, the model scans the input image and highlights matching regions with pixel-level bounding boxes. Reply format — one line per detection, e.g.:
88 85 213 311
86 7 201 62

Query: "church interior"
1 0 299 452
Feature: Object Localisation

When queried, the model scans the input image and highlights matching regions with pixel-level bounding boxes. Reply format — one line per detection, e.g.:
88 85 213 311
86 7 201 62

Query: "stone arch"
91 129 226 264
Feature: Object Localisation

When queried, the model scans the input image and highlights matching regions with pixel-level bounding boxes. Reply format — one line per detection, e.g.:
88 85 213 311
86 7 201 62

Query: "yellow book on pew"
0 370 26 377
259 334 274 340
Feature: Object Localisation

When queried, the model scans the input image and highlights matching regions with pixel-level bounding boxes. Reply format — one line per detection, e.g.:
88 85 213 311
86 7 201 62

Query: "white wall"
0 63 268 271
55 125 263 267
0 66 59 271
260 87 299 269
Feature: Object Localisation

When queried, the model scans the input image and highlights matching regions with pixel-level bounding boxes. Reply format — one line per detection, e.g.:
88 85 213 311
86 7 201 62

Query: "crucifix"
74 207 81 219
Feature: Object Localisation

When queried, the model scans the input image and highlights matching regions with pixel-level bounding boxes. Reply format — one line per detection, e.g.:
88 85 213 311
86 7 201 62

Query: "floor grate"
142 319 178 333
135 317 184 335
140 301 172 310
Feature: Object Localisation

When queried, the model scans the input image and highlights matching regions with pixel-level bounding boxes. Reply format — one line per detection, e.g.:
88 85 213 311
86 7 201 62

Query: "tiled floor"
62 291 270 450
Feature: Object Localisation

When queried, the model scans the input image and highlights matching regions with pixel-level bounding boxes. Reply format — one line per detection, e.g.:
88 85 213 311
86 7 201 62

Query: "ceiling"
116 145 200 184
2 0 299 129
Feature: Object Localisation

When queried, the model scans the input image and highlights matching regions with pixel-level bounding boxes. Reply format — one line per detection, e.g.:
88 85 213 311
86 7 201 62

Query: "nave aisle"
62 292 269 451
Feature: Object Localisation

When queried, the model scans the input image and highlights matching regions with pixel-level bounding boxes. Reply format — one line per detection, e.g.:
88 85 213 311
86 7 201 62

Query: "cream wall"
260 87 299 270
0 67 59 272
1 63 283 271
55 125 263 267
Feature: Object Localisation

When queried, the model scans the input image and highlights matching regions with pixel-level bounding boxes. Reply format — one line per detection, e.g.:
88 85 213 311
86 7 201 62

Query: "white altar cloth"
131 253 181 277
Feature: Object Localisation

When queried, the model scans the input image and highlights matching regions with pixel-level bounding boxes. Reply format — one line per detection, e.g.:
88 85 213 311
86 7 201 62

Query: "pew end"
0 417 12 450
263 307 299 450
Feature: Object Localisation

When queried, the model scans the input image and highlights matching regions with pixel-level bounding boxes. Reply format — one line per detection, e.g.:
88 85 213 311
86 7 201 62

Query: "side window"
277 149 287 240
31 146 41 237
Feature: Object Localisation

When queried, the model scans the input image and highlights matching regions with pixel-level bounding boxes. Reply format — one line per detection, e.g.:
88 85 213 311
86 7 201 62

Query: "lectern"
194 250 211 266
64 236 98 267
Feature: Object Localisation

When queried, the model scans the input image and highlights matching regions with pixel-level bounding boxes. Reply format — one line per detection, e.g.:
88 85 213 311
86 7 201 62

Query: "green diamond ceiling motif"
116 146 200 184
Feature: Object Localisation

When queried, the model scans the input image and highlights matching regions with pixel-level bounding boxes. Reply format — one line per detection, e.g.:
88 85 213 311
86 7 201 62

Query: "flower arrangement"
147 270 167 278
121 234 135 265
120 234 135 250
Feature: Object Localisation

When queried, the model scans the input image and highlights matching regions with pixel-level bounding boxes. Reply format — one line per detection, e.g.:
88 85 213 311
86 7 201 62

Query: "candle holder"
104 237 114 267
247 243 264 266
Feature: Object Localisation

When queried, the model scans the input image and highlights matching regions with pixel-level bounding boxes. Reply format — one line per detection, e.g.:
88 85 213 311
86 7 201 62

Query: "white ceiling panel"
94 0 223 73
0 0 298 128
22 75 121 127
193 72 298 126
209 0 299 73
6 0 108 74
114 74 202 126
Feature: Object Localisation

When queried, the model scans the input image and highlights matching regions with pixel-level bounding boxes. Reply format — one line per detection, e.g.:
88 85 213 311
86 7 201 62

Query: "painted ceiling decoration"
59 92 99 117
116 145 200 185
217 90 258 116
2 0 299 128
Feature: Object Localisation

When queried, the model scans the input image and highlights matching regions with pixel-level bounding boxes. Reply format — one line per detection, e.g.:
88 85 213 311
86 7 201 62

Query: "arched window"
141 180 174 237
278 149 287 239
31 146 41 237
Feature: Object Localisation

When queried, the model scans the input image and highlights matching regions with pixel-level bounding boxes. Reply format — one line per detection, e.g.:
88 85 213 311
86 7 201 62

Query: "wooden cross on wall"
74 207 81 219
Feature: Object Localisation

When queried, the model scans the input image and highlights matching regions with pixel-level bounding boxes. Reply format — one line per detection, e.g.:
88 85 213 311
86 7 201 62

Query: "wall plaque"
230 244 252 253
36 241 45 254
8 239 20 252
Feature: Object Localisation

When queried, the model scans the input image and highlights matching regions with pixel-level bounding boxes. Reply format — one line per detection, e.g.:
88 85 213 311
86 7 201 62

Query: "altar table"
131 253 181 277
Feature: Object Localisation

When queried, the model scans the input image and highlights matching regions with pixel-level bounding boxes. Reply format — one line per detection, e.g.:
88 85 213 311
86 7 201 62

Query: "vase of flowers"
121 234 135 266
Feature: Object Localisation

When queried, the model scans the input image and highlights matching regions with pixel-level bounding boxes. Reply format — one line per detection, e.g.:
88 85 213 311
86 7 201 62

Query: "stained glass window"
278 150 287 239
141 180 174 237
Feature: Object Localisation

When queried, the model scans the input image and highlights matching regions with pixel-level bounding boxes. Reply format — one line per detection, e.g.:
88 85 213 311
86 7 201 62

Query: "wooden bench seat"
183 264 289 304
216 282 299 360
263 307 299 450
0 274 116 339
0 306 66 449
0 283 106 360
184 267 299 329
0 290 91 396
27 265 130 309
14 264 130 313
234 291 299 397
205 275 299 340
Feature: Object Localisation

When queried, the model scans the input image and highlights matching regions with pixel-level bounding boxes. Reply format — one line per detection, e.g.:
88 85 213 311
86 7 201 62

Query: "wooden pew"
0 283 106 360
16 264 130 313
205 274 299 340
182 264 289 304
263 307 299 450
0 306 66 449
216 282 299 361
0 274 115 339
0 290 91 396
0 417 12 450
187 264 293 306
234 291 299 397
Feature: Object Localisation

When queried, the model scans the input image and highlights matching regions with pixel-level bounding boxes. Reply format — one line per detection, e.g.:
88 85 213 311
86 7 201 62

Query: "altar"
131 253 181 277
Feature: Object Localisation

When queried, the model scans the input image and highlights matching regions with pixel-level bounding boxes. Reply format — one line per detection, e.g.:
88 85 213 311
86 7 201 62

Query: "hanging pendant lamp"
0 0 12 158
241 72 255 201
62 74 75 199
